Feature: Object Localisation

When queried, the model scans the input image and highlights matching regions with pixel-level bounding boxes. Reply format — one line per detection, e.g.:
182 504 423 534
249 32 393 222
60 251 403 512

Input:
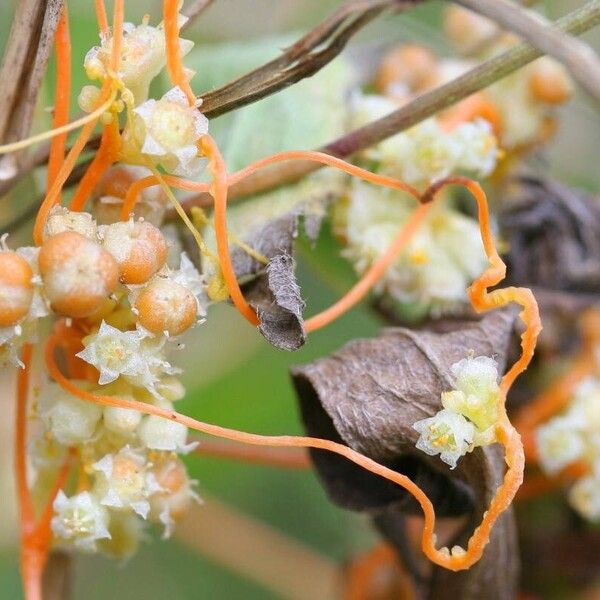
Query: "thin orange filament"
163 0 196 104
46 3 71 201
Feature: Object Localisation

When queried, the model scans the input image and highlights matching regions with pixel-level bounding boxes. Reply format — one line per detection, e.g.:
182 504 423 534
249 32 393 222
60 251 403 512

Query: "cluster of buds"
333 179 487 313
536 377 600 521
2 203 206 557
84 15 194 106
413 355 501 468
349 94 499 187
375 9 573 152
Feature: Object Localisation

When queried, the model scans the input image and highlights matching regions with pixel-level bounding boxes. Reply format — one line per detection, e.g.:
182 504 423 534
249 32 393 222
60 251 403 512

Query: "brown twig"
0 0 63 179
455 0 600 104
175 0 600 212
197 0 408 118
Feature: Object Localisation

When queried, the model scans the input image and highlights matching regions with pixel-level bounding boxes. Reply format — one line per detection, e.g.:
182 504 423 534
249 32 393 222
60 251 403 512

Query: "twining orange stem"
305 203 430 332
33 0 124 243
95 0 108 37
440 92 503 137
48 176 540 572
163 0 196 104
201 141 423 328
120 174 211 220
15 345 34 531
69 120 120 211
194 438 311 470
34 115 99 244
47 3 71 201
109 0 124 73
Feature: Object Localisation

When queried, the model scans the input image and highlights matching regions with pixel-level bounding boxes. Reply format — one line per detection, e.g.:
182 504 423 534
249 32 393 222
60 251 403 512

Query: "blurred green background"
0 1 598 599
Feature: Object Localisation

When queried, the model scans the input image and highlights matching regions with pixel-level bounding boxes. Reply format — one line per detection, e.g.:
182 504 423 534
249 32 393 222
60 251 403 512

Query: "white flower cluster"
1 204 206 558
536 377 600 521
82 14 208 178
413 355 501 468
84 17 194 105
334 179 487 312
350 94 499 187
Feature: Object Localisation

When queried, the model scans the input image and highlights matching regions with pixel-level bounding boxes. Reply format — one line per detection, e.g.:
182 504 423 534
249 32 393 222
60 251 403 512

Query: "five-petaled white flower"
93 446 161 519
413 408 475 469
132 87 208 176
77 321 148 385
51 490 111 552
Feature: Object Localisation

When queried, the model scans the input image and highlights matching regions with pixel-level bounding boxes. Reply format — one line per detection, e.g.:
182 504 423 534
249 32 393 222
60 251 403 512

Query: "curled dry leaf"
233 209 324 351
501 175 600 355
501 175 600 294
291 308 519 599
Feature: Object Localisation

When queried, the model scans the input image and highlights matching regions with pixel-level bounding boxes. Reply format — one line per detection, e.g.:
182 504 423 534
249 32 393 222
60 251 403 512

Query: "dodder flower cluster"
4 204 205 557
536 377 600 521
414 355 501 468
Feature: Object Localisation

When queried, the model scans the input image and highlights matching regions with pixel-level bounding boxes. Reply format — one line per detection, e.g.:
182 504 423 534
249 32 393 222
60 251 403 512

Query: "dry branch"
455 0 600 103
178 0 600 212
0 0 63 179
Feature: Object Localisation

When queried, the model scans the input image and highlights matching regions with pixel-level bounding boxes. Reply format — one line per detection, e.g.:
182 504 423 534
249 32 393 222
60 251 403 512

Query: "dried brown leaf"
291 309 519 599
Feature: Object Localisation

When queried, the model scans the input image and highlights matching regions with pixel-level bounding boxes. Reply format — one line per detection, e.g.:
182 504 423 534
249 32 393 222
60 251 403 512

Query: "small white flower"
536 415 585 474
51 490 111 552
451 355 499 401
85 22 194 104
137 415 195 453
103 405 143 436
132 87 208 176
93 446 161 519
413 408 475 468
568 472 600 521
77 321 148 385
98 511 145 560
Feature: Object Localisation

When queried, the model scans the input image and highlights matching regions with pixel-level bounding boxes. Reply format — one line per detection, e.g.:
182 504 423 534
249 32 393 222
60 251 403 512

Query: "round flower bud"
41 386 103 445
39 231 119 318
0 250 33 326
135 278 197 336
528 57 573 105
376 44 437 94
103 405 143 436
98 511 144 560
78 85 102 113
137 415 188 451
43 205 98 241
444 6 498 54
101 219 168 284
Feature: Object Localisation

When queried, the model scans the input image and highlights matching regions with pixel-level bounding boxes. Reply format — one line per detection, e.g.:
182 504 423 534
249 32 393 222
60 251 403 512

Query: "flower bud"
0 250 33 326
39 231 119 318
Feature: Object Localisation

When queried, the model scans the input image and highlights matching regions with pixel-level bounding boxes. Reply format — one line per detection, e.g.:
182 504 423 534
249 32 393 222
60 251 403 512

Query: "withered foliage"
292 309 519 600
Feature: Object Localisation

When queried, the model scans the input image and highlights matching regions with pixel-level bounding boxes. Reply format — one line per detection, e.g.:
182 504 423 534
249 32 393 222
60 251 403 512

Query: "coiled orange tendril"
46 169 541 572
